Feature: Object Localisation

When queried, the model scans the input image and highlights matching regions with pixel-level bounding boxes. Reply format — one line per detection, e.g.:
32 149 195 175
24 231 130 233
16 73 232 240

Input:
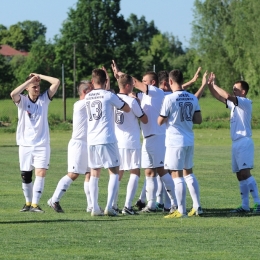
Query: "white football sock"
184 173 200 209
84 181 92 209
173 177 186 214
146 176 157 209
112 181 120 208
139 180 146 203
161 174 177 207
32 176 45 205
106 173 119 209
125 174 139 208
89 176 99 211
156 175 163 204
52 175 73 202
239 179 249 210
22 182 33 204
247 176 260 204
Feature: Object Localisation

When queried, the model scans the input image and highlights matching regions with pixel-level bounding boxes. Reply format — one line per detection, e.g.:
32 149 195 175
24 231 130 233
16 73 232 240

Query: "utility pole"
73 43 76 98
62 64 66 121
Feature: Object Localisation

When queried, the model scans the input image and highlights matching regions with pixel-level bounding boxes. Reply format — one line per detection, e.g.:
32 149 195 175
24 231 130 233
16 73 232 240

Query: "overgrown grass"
1 129 260 259
1 97 260 132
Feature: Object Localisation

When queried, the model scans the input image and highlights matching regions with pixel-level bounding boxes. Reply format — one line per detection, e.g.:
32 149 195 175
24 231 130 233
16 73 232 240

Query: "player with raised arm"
86 68 130 217
208 73 260 214
47 80 94 213
110 64 148 215
10 73 60 213
158 69 202 218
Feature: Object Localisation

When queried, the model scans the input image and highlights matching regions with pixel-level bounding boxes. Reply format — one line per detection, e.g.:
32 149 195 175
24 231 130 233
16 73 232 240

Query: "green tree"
0 21 46 51
55 0 141 96
0 55 13 99
191 0 237 91
142 33 185 72
11 36 59 93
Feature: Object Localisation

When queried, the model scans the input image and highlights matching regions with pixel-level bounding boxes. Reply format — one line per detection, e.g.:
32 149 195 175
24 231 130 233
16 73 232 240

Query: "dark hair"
169 69 183 85
235 80 249 95
118 74 133 88
144 71 159 86
158 71 169 83
92 69 106 85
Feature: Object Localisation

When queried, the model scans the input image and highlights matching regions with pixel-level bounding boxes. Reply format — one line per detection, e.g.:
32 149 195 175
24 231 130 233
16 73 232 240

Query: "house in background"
0 44 28 61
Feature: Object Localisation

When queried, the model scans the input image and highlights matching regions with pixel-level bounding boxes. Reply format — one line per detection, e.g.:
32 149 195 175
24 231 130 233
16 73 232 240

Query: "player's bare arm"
192 111 202 124
111 60 124 79
182 67 201 90
194 70 208 99
10 75 40 103
208 73 231 104
157 115 167 126
120 102 130 113
30 73 60 99
102 66 110 90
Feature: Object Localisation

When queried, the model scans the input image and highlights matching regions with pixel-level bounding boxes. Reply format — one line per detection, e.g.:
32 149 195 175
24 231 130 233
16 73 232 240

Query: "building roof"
0 44 29 56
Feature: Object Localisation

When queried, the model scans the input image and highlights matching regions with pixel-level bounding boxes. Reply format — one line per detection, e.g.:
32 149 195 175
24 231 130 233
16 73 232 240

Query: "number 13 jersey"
85 89 126 145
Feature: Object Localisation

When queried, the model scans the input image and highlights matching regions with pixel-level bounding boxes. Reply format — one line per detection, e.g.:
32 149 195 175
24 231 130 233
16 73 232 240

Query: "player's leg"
156 175 164 211
19 146 33 212
88 144 103 216
30 145 50 213
84 172 92 212
122 168 140 215
164 147 187 218
98 143 120 216
231 138 251 213
238 138 260 213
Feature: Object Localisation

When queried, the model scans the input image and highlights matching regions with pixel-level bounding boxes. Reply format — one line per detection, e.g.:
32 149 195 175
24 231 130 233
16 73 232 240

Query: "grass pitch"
1 129 260 259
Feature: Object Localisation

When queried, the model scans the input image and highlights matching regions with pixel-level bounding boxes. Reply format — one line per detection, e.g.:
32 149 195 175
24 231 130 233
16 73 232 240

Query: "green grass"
1 129 260 259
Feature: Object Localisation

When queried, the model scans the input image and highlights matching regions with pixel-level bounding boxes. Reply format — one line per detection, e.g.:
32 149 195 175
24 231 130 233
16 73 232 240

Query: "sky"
0 0 195 48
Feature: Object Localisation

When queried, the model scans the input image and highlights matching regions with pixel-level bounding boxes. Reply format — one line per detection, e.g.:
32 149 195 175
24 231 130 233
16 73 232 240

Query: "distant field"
1 96 260 131
1 130 260 259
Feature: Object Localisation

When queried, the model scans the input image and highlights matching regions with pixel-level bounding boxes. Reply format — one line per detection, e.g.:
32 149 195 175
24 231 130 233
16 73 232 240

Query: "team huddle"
10 60 260 218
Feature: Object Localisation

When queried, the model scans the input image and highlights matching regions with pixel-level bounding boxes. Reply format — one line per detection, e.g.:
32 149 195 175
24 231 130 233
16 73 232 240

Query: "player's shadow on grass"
0 217 142 225
199 208 258 218
0 145 17 147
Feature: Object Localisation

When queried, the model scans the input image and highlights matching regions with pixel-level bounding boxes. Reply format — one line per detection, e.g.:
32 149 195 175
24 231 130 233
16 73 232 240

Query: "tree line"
0 0 259 99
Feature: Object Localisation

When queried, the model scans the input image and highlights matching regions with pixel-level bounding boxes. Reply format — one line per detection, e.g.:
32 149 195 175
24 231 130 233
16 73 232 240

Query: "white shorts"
141 134 165 168
164 146 194 170
68 139 90 174
88 143 120 169
232 137 254 173
118 148 141 171
19 145 50 171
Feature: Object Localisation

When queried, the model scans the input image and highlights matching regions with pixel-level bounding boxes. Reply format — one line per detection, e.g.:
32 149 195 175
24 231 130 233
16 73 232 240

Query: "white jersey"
15 91 51 146
71 99 88 141
137 85 165 137
85 89 126 145
115 93 144 149
227 97 252 141
160 90 200 147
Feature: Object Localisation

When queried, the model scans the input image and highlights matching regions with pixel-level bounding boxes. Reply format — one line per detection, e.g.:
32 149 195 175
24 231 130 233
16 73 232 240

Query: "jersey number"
115 109 124 124
179 102 193 121
86 100 102 121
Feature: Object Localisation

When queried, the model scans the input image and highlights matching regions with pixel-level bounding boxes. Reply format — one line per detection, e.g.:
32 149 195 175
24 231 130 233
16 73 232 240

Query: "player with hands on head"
10 73 60 213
